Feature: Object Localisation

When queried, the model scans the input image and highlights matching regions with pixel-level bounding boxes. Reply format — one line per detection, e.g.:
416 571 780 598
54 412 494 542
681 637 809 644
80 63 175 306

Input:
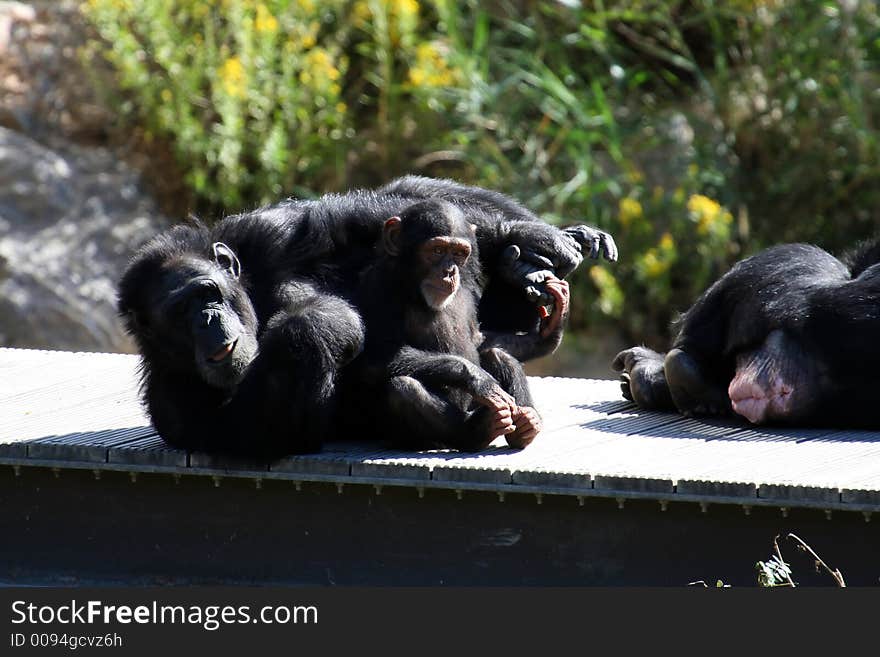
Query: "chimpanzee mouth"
208 339 237 363
427 280 456 295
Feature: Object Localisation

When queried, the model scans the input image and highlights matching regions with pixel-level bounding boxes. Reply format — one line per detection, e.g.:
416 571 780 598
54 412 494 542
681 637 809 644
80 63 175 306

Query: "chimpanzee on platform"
348 199 561 451
119 177 614 456
613 237 880 427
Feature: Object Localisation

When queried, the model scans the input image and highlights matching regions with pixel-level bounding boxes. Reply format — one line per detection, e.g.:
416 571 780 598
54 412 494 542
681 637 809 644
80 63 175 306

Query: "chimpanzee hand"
563 225 618 263
506 406 542 449
498 245 574 323
539 275 570 338
501 222 583 279
470 376 517 440
502 223 616 280
499 245 556 306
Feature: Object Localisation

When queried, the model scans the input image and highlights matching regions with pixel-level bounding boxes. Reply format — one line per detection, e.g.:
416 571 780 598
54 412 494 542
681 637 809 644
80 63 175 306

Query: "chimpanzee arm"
481 275 570 361
268 280 365 367
146 281 364 458
388 346 508 402
380 175 544 223
379 175 617 278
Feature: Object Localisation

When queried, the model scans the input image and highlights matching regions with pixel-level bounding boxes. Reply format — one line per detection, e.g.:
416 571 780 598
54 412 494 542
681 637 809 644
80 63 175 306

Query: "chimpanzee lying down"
118 176 617 456
613 238 880 427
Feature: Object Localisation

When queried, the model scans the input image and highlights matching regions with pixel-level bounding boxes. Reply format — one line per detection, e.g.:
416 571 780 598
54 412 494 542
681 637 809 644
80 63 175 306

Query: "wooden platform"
2 347 878 516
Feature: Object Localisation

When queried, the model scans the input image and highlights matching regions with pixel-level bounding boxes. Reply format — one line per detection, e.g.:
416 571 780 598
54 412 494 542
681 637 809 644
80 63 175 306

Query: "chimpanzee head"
118 226 259 390
381 199 479 311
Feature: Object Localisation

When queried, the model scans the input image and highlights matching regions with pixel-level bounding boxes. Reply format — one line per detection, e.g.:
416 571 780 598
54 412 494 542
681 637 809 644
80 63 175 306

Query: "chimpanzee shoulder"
841 235 880 278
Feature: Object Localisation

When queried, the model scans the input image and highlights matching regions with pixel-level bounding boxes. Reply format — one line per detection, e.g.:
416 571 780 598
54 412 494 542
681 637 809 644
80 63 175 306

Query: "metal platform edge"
1 456 876 519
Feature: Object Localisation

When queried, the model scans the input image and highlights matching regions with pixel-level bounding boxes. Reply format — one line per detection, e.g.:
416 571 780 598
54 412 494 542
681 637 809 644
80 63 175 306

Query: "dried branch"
771 534 796 587
787 533 846 587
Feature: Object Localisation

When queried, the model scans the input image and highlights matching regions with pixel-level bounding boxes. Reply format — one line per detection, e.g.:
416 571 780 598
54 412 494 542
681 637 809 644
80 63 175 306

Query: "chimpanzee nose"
200 308 217 327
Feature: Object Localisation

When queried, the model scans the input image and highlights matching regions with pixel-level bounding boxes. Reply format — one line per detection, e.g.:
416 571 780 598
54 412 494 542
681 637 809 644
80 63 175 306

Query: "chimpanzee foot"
472 385 517 444
611 347 675 410
506 406 542 449
664 348 731 417
489 404 516 441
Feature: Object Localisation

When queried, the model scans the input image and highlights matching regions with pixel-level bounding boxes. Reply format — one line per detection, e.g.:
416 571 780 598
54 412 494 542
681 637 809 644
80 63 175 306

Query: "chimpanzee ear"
212 242 241 279
120 306 153 340
383 217 402 256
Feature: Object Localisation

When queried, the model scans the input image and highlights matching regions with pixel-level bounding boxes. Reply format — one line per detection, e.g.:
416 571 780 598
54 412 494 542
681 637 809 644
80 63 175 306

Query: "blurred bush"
81 0 880 348
82 0 352 208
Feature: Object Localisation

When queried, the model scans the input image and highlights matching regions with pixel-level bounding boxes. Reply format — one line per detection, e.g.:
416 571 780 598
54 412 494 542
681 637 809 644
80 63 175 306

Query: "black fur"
345 199 538 451
613 238 880 427
273 175 615 339
118 218 363 456
120 176 610 454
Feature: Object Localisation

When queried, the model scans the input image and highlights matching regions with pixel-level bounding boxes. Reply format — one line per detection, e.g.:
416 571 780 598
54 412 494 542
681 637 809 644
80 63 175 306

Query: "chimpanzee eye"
198 281 223 303
433 246 444 256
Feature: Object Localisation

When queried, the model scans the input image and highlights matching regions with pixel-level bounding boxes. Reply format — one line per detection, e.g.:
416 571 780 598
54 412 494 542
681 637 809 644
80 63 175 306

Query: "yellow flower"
636 233 678 282
255 4 278 33
408 67 427 86
219 56 247 99
687 194 732 236
408 41 457 88
639 249 668 279
687 194 721 220
304 48 341 87
395 0 419 19
352 1 371 22
618 197 643 228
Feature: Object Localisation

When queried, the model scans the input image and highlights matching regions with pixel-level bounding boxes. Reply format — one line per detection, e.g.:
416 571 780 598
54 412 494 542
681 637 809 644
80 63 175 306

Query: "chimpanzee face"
137 242 258 390
417 236 472 310
381 200 478 312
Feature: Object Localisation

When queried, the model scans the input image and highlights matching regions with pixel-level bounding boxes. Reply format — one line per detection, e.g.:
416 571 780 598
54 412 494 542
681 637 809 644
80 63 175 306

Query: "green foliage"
694 533 845 588
81 0 880 348
756 554 794 588
82 0 470 210
344 0 465 179
82 0 352 208
431 0 880 344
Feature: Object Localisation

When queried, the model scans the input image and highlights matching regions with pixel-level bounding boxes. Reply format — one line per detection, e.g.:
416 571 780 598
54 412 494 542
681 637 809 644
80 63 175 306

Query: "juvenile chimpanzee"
380 175 614 339
120 176 612 455
348 199 551 451
613 238 880 427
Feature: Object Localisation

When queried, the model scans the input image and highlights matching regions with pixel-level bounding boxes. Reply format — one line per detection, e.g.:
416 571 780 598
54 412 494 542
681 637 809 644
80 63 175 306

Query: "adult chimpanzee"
348 199 555 451
119 176 614 455
612 238 880 427
118 220 364 456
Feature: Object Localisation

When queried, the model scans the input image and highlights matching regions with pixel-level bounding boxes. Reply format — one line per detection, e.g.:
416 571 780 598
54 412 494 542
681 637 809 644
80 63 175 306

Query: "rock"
0 0 114 145
0 0 169 353
0 126 167 352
